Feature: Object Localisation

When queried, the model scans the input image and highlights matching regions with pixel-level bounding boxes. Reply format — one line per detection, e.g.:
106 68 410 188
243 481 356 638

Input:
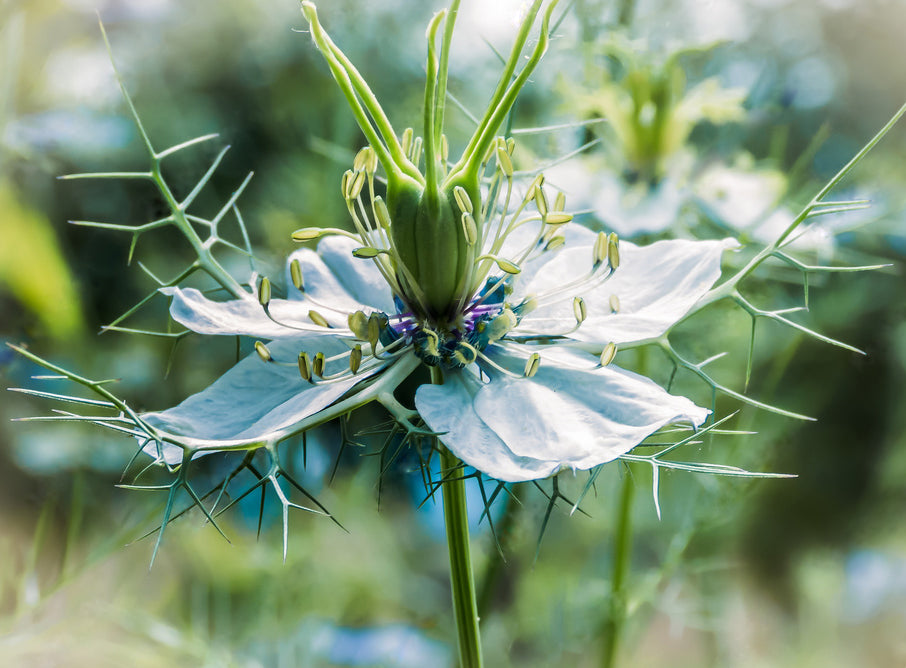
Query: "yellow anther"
422 328 440 357
593 231 609 268
453 185 473 214
349 344 363 374
600 342 617 367
534 184 548 217
607 233 621 270
485 308 518 342
496 145 514 177
298 351 312 381
609 294 621 313
374 196 392 229
340 170 352 199
461 212 478 246
367 313 382 350
255 341 272 363
312 352 326 378
309 310 330 327
257 277 271 307
346 170 366 200
573 296 587 324
544 212 572 226
352 247 388 258
506 136 516 155
290 259 304 291
348 310 369 339
524 352 541 378
353 146 372 173
553 191 566 212
441 134 449 163
292 227 327 242
453 341 478 366
544 235 566 251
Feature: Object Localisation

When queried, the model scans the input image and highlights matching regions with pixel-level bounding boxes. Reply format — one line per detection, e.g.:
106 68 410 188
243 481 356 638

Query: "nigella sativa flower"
138 0 737 483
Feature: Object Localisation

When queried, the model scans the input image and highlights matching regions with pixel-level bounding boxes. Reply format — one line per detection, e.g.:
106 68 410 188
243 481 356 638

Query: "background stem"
600 466 635 668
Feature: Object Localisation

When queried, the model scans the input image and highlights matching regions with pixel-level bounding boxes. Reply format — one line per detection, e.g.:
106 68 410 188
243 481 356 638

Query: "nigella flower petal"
518 238 737 344
471 347 708 472
141 337 379 464
163 287 330 338
414 369 562 483
301 236 395 312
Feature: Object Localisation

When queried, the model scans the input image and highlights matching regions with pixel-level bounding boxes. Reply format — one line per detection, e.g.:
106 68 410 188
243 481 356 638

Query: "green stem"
433 367 483 668
601 466 635 668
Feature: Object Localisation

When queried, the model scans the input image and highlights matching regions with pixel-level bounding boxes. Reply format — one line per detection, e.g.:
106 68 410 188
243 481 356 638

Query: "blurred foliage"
2 0 906 666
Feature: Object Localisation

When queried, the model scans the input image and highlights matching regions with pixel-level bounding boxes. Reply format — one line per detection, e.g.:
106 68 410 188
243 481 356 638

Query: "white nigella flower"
136 1 737 483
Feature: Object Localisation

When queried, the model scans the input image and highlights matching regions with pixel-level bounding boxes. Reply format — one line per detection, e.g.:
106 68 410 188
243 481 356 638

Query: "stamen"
461 212 478 246
609 294 621 313
593 231 609 268
255 341 272 363
496 143 514 177
309 310 331 327
600 342 617 366
290 259 304 291
608 232 621 270
257 277 272 307
312 352 326 378
352 247 390 258
373 196 392 229
401 127 413 155
349 344 363 373
454 185 473 214
573 296 587 324
523 352 541 378
298 351 312 381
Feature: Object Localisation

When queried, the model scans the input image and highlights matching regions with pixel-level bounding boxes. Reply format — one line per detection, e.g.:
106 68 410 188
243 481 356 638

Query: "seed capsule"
257 277 271 307
600 342 617 367
524 352 541 378
309 310 330 327
255 341 272 362
349 344 363 374
298 351 312 381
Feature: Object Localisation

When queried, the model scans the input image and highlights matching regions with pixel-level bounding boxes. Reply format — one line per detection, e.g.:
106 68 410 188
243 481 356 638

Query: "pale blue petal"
518 238 737 344
473 347 708 472
164 237 394 338
416 347 708 482
414 369 561 482
163 287 331 338
141 336 378 464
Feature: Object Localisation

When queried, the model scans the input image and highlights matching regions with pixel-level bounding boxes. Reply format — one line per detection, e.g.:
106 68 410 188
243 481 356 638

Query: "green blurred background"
1 0 905 666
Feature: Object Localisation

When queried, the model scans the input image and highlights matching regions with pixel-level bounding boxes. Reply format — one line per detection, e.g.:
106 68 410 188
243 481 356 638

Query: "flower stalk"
434 367 484 668
600 466 635 668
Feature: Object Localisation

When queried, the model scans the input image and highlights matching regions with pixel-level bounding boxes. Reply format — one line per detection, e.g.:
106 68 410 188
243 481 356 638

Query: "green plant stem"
601 466 635 668
617 0 636 27
433 367 483 668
